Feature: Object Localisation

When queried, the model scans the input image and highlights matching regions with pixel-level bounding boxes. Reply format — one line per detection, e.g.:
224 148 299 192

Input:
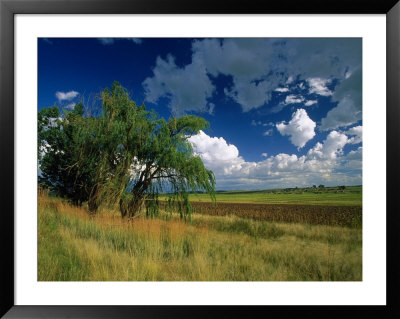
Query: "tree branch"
152 173 182 180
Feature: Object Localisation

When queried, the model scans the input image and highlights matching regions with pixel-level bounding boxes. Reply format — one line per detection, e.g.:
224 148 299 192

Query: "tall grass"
38 195 362 281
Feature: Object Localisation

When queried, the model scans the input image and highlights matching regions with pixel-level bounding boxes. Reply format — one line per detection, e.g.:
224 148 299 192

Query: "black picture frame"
1 0 399 318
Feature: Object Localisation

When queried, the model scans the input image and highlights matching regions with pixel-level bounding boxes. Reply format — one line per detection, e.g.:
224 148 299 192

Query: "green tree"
38 103 89 205
38 82 216 220
100 83 215 220
38 103 109 209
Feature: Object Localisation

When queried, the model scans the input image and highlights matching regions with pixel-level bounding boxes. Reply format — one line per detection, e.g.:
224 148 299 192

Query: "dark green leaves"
38 83 216 219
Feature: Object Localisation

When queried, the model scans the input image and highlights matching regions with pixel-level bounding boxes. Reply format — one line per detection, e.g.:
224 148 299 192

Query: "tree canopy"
38 82 216 220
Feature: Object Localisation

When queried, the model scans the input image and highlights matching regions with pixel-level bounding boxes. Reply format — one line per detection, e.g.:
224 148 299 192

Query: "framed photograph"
1 0 399 318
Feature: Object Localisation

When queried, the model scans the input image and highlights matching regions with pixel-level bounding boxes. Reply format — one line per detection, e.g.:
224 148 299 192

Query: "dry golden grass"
38 194 362 281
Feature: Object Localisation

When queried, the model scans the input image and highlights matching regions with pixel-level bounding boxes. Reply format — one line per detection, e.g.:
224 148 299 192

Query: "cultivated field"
183 186 362 206
38 186 362 281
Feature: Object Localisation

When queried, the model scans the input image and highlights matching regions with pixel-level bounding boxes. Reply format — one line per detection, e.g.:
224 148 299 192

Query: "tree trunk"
88 185 99 213
128 197 144 218
71 197 83 207
119 198 128 218
120 177 152 219
88 196 99 213
119 194 144 219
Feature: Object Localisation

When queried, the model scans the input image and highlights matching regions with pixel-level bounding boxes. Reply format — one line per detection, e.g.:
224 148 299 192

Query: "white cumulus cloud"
307 131 348 161
307 78 333 96
263 129 273 136
188 130 245 175
188 130 357 190
276 109 316 149
284 95 305 104
55 91 79 102
304 100 317 106
346 125 362 144
275 87 289 93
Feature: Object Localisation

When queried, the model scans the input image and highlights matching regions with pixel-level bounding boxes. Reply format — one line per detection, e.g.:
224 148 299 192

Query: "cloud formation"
188 130 359 189
344 146 362 170
55 91 79 102
346 125 362 144
307 131 348 161
263 129 273 136
320 68 362 130
143 55 214 115
307 78 332 96
188 130 244 175
276 109 316 149
304 100 317 106
284 95 305 104
144 38 361 115
275 87 289 93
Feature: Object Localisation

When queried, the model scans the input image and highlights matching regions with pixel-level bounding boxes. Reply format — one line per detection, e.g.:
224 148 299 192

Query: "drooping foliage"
38 82 216 220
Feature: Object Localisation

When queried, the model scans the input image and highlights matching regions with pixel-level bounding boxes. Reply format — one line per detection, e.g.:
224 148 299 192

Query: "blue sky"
38 38 362 190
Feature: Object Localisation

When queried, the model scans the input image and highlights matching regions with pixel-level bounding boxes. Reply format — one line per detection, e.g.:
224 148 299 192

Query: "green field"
38 186 362 281
183 186 362 206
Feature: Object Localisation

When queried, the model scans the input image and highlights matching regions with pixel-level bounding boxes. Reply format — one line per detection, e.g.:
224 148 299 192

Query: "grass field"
182 186 362 206
38 188 362 281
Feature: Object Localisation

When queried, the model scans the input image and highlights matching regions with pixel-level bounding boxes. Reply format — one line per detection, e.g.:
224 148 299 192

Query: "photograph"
1 0 398 315
37 37 363 282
